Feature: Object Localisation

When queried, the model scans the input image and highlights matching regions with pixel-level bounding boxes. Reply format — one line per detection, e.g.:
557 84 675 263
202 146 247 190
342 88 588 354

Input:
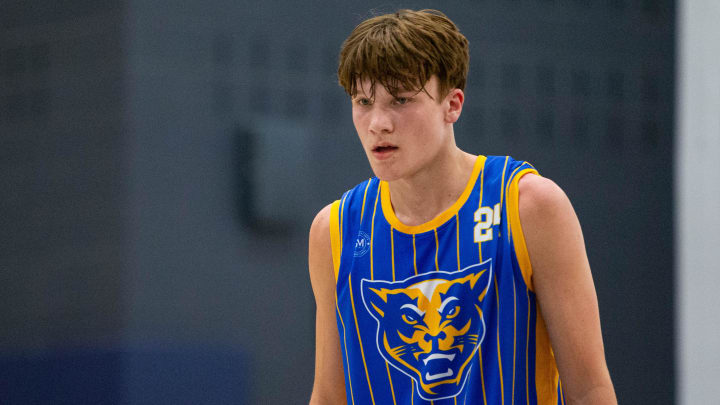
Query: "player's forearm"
565 384 617 405
309 390 347 405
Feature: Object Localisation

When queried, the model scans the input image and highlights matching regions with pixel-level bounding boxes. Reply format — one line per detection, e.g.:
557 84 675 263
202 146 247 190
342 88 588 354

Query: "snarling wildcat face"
361 261 492 401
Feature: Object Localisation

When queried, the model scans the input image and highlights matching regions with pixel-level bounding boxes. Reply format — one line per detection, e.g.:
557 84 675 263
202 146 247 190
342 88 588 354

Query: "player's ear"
445 88 464 123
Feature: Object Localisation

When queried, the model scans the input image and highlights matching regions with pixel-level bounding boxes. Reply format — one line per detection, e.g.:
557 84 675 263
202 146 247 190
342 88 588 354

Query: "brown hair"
338 9 469 100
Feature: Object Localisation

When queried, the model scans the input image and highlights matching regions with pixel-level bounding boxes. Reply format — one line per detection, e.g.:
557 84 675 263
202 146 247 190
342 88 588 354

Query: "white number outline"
474 203 500 243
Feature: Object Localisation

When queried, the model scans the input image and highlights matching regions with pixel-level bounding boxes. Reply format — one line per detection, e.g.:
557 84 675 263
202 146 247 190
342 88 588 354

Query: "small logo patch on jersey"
353 231 371 257
361 260 493 401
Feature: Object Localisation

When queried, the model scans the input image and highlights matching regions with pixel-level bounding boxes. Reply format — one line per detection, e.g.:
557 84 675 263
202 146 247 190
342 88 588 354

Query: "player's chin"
369 165 403 182
368 153 410 181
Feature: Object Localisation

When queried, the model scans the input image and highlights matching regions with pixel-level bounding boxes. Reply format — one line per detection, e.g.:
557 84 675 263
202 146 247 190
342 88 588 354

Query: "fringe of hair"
338 9 469 100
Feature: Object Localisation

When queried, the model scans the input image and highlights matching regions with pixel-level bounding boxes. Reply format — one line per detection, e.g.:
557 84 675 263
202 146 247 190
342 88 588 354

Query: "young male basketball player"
309 9 617 405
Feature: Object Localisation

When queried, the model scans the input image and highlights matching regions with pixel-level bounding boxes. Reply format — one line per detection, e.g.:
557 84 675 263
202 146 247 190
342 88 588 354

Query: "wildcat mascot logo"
361 260 492 401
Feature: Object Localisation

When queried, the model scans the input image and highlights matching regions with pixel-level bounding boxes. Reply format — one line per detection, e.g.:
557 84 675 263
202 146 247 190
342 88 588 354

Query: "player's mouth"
371 144 398 160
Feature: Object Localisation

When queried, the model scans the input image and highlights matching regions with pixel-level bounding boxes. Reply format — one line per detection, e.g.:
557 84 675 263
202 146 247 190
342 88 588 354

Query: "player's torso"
332 155 562 405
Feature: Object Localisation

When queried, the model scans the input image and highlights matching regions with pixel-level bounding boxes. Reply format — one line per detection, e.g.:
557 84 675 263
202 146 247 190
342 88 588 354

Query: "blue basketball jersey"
329 155 564 405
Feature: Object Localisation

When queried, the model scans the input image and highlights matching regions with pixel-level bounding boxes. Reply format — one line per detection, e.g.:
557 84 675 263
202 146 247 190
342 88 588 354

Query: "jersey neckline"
379 155 486 234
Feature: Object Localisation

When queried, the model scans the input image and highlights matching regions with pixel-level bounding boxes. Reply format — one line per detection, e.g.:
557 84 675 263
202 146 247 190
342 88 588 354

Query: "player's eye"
356 98 371 106
394 97 409 105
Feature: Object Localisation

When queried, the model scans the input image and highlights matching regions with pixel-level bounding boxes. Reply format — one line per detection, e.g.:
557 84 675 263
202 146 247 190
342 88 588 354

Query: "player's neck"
387 147 477 227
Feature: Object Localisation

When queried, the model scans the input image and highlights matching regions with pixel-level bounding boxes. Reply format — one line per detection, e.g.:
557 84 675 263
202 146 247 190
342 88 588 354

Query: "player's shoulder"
518 173 564 200
517 173 574 226
309 202 335 284
309 203 333 242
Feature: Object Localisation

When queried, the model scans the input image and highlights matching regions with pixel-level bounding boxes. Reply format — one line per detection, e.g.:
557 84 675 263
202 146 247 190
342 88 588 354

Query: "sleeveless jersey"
328 155 564 405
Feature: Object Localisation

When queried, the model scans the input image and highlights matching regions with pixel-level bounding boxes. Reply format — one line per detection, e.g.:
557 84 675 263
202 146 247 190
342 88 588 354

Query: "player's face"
351 76 462 182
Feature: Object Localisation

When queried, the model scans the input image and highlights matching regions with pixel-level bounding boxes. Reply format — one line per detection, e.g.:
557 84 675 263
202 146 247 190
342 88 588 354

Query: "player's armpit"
518 174 617 405
308 204 347 405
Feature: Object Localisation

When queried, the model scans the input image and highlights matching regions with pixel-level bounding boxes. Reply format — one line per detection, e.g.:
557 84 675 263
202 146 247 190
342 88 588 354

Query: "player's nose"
368 107 393 134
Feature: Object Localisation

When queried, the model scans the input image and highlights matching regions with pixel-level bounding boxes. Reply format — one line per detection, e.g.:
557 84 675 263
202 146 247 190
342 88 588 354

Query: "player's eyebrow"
394 86 429 99
352 86 372 100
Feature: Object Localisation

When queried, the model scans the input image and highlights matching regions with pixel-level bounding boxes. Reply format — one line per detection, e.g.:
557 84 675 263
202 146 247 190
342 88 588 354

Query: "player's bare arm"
308 204 347 405
519 174 618 405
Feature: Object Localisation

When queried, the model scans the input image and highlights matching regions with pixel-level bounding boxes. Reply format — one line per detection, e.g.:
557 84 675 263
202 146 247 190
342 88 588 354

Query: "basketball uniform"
328 155 564 405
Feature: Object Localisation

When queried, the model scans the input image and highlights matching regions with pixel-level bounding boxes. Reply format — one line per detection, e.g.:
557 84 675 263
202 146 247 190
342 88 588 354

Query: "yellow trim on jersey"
348 273 377 404
478 345 488 405
526 289 531 405
386 225 398 404
330 200 342 282
380 155 487 234
494 276 505 405
385 361 397 405
476 157 487 262
498 156 510 217
390 227 396 281
434 229 440 271
360 179 372 223
506 168 539 291
335 295 355 405
412 234 418 275
455 214 461 270
340 193 347 247
476 157 488 405
370 186 381 280
535 309 559 405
